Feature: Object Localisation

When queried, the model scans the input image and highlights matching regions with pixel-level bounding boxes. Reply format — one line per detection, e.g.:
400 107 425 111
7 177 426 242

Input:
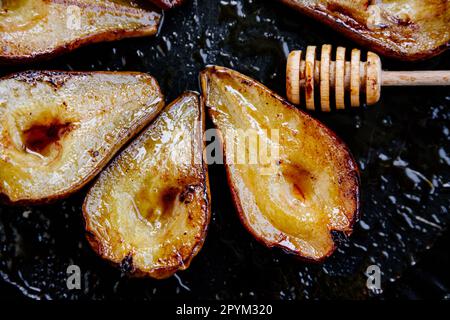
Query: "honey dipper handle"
382 70 450 86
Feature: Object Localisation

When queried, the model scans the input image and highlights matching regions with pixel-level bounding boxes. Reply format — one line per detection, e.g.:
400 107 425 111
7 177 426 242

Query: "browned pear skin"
83 92 210 279
0 0 161 64
201 66 360 261
279 0 449 61
0 71 164 205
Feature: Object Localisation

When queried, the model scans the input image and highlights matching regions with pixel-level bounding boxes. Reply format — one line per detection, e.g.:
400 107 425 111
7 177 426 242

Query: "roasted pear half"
201 66 359 261
279 0 449 60
0 0 161 63
0 71 164 204
83 92 210 279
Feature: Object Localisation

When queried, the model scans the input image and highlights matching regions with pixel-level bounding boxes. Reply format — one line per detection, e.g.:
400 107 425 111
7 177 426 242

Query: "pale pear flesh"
201 66 359 261
83 92 210 279
0 71 164 204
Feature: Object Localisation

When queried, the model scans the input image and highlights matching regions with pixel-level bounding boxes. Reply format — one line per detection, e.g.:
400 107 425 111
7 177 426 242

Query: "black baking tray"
0 0 449 300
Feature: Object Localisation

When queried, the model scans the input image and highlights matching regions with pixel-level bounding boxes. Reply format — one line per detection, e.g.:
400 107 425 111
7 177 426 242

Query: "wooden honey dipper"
286 44 450 111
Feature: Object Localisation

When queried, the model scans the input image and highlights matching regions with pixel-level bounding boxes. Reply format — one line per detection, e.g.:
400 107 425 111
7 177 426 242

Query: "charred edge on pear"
12 70 73 88
120 254 136 274
83 92 211 279
201 66 360 262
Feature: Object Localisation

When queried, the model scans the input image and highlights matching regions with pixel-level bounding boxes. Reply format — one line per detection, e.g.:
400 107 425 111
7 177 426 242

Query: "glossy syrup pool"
1 0 449 300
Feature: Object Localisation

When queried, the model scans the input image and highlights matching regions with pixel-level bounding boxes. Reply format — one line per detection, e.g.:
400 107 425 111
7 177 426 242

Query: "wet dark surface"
1 0 449 300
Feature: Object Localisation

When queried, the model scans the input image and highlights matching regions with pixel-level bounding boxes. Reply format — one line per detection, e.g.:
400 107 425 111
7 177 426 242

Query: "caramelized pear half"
0 71 164 204
0 0 161 63
279 0 449 61
201 66 359 261
83 92 210 279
